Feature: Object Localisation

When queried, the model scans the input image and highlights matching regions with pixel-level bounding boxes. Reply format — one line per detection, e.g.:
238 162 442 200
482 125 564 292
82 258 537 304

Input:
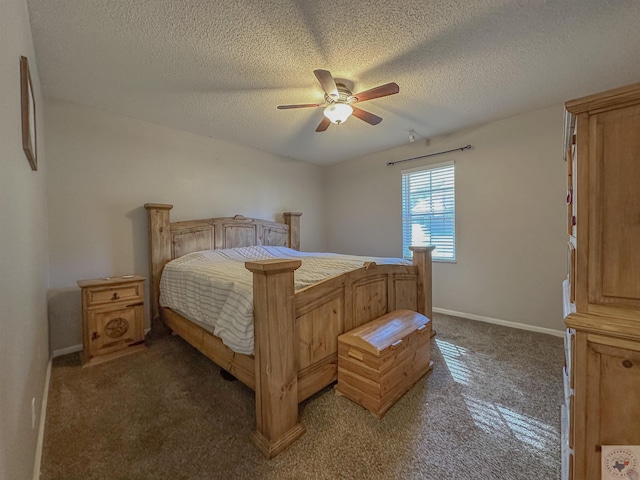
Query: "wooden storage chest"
335 309 432 418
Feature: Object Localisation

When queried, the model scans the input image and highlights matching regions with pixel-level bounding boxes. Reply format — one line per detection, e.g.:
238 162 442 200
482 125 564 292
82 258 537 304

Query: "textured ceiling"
27 0 640 165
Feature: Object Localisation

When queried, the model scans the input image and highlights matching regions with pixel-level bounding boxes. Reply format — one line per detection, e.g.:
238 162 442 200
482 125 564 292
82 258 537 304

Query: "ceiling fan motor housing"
325 83 354 105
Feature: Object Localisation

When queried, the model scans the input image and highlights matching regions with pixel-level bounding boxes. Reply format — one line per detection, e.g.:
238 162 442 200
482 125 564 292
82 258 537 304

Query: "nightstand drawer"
87 283 143 306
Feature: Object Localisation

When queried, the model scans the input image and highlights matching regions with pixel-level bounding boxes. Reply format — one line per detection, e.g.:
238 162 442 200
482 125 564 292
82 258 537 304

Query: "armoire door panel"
589 342 640 443
589 105 640 307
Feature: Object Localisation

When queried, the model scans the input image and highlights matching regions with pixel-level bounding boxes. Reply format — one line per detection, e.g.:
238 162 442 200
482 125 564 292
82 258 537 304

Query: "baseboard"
52 344 82 358
33 358 52 480
433 307 565 337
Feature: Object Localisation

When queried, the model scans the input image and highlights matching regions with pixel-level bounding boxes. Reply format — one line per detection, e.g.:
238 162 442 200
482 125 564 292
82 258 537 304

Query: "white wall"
46 98 326 352
45 94 567 350
324 104 567 332
0 0 50 478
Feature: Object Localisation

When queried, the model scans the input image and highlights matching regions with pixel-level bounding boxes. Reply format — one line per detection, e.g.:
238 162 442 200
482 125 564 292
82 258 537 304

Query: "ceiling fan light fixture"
323 103 353 125
277 69 398 131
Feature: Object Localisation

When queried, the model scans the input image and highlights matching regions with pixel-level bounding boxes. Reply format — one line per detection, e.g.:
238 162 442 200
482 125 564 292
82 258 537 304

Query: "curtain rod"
386 144 472 167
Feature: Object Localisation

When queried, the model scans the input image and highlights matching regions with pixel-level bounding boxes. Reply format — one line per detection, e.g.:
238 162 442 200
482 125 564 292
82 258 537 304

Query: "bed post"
245 258 305 458
410 246 435 323
283 212 302 250
144 203 173 338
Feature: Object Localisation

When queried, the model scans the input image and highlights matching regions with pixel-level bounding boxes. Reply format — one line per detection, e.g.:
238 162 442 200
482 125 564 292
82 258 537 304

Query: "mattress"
159 246 410 354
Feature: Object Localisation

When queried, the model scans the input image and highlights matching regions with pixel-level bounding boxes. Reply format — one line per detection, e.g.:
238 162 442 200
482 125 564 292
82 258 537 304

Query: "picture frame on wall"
20 56 37 171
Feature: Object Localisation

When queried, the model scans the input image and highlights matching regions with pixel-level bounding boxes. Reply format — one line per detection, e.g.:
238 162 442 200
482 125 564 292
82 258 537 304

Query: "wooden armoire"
562 82 640 479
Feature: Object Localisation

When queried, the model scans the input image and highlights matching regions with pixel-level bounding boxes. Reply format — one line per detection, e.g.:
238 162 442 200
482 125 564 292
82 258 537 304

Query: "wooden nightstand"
77 275 147 366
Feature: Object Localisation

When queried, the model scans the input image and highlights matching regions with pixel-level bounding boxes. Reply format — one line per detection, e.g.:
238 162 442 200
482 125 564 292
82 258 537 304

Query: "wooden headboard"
143 203 301 329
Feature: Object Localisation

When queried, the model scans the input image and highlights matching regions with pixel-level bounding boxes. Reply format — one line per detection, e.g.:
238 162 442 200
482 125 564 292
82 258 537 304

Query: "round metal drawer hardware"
622 359 633 369
105 318 129 338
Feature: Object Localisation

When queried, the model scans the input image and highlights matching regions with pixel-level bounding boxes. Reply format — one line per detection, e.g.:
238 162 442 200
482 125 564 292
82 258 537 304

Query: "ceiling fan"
277 69 399 132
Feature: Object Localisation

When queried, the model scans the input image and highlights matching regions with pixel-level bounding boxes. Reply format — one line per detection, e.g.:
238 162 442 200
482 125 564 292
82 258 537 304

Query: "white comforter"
159 246 409 354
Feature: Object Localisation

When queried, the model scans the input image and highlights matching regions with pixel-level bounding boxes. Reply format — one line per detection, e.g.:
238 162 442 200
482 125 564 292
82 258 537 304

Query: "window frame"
401 160 456 263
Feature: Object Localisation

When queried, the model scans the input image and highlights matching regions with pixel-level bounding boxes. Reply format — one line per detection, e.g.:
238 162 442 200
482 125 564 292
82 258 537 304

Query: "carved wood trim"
565 81 640 115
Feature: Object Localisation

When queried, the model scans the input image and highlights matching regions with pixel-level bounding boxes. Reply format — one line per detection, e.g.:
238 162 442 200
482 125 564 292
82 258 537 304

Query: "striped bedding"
159 246 410 355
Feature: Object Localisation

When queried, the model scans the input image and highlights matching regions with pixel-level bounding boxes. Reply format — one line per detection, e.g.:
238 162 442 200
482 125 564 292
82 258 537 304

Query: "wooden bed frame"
144 203 434 458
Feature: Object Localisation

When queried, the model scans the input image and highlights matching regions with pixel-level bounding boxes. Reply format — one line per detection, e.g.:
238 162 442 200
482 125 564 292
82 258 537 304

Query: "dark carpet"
40 313 564 479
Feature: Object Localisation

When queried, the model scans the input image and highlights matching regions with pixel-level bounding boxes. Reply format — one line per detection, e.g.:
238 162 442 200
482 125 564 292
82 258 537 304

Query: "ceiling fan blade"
316 117 331 132
352 82 399 103
277 103 323 109
313 69 339 99
351 106 383 126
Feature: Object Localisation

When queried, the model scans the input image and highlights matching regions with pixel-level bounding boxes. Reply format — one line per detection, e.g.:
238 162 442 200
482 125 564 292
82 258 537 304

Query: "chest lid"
339 309 430 357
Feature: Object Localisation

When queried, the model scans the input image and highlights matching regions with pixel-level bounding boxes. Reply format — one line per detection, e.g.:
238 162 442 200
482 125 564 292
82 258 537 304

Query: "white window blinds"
402 161 456 261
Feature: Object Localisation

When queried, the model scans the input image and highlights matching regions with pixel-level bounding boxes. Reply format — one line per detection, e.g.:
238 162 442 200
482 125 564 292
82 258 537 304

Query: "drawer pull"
390 339 403 350
91 331 100 340
623 359 633 369
111 292 120 301
347 349 364 362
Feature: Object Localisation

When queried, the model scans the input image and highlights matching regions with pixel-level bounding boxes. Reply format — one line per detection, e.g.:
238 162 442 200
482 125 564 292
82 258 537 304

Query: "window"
402 161 455 261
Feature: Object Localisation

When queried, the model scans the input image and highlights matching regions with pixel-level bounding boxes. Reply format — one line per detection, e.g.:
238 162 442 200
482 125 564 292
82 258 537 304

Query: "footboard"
245 246 433 457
